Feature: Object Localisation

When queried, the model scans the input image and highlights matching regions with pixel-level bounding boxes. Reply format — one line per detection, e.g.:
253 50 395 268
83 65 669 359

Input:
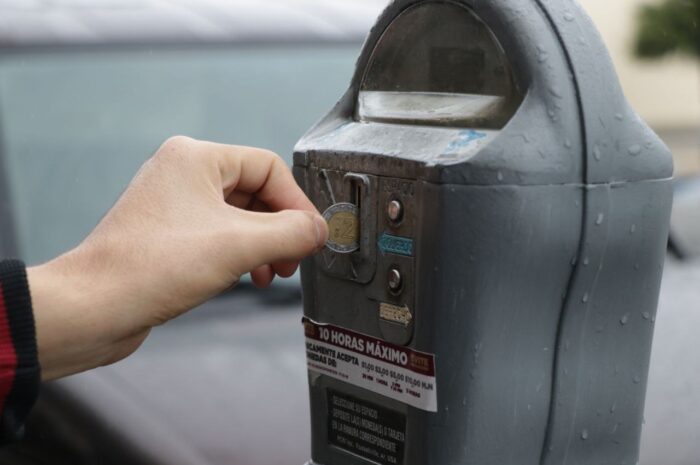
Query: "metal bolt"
388 267 402 292
387 199 403 222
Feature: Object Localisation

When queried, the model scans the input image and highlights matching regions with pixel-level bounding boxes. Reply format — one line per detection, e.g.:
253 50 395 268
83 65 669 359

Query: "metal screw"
388 267 402 292
387 199 403 222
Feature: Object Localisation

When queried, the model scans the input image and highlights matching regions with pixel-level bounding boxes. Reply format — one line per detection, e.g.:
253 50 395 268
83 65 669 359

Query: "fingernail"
312 213 329 250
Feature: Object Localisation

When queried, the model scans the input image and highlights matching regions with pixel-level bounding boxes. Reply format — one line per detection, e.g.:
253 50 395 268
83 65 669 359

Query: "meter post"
294 1 673 464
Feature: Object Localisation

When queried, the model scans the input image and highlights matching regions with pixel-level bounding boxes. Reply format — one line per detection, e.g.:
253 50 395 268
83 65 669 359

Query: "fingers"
251 265 276 288
226 148 312 212
272 262 299 278
177 138 315 213
251 262 299 289
154 137 315 214
153 137 325 286
233 209 328 275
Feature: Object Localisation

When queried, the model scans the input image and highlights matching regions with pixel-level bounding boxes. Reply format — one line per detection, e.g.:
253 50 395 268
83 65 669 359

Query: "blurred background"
586 0 698 177
0 0 697 464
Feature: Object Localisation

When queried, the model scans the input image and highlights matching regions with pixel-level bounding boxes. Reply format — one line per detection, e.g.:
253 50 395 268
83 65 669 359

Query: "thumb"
234 209 328 273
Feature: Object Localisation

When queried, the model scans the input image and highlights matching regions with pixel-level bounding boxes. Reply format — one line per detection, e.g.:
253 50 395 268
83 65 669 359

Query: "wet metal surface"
640 258 700 465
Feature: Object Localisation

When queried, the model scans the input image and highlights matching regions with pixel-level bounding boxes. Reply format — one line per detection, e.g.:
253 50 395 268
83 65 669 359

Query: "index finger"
195 140 316 213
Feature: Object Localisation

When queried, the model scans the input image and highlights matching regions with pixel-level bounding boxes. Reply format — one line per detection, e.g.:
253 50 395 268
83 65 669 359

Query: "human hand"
27 136 328 380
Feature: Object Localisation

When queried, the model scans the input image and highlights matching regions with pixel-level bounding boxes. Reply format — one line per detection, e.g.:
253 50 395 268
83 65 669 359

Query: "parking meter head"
294 2 673 465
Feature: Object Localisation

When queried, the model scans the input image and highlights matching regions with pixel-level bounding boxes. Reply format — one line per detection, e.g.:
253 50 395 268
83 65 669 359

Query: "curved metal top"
0 0 387 48
296 0 673 186
534 0 673 183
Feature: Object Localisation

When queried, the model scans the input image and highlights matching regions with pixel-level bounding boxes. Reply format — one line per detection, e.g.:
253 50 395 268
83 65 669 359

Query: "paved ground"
640 257 700 465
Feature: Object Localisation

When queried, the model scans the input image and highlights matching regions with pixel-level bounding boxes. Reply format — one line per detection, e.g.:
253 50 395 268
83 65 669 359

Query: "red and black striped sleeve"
0 260 40 443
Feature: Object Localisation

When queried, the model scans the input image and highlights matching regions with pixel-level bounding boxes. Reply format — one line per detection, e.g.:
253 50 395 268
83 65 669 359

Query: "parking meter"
294 1 673 464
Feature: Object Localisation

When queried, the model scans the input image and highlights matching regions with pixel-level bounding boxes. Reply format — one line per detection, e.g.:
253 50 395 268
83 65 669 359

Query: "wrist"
28 247 144 380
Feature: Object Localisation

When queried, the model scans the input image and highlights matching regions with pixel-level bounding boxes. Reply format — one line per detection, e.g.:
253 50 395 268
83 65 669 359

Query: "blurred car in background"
0 1 384 464
0 1 698 464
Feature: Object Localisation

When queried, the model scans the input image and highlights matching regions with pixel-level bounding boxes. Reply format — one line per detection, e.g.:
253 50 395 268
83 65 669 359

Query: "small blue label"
442 130 487 157
378 232 414 257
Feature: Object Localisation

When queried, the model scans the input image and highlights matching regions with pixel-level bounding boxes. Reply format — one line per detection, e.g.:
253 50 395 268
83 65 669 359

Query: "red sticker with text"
303 317 437 412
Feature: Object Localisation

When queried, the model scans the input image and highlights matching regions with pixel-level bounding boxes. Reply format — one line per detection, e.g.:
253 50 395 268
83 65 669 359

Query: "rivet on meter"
387 199 403 223
387 267 403 293
322 202 360 254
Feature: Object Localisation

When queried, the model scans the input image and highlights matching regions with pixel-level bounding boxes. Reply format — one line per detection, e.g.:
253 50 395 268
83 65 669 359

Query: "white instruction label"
303 317 437 412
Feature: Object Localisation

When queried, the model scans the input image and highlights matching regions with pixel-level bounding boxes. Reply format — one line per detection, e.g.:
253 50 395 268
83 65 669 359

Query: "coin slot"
352 181 362 252
344 173 372 255
354 181 362 213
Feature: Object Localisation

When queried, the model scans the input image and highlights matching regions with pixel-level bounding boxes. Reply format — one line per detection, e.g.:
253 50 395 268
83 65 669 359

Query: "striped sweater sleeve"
0 260 40 443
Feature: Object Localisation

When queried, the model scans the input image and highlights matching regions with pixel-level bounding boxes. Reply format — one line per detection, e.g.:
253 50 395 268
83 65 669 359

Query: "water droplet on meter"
620 314 629 325
581 429 589 440
593 146 602 161
628 145 642 156
596 213 605 225
564 12 575 21
548 86 563 98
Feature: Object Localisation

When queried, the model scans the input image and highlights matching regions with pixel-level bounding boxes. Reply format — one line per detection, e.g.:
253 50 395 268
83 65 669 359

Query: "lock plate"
310 168 378 284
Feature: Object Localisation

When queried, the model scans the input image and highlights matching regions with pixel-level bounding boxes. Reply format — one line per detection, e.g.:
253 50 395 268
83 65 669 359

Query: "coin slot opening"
349 180 363 253
354 181 362 212
343 172 372 256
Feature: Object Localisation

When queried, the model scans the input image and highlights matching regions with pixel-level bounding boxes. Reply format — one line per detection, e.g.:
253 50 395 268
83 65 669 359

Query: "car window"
0 46 359 265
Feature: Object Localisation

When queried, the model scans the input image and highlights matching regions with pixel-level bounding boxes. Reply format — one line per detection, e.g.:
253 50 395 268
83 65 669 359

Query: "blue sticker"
378 232 414 257
442 130 487 156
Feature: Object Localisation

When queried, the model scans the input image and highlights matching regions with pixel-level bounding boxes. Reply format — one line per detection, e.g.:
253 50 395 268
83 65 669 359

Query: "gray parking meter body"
294 1 673 464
